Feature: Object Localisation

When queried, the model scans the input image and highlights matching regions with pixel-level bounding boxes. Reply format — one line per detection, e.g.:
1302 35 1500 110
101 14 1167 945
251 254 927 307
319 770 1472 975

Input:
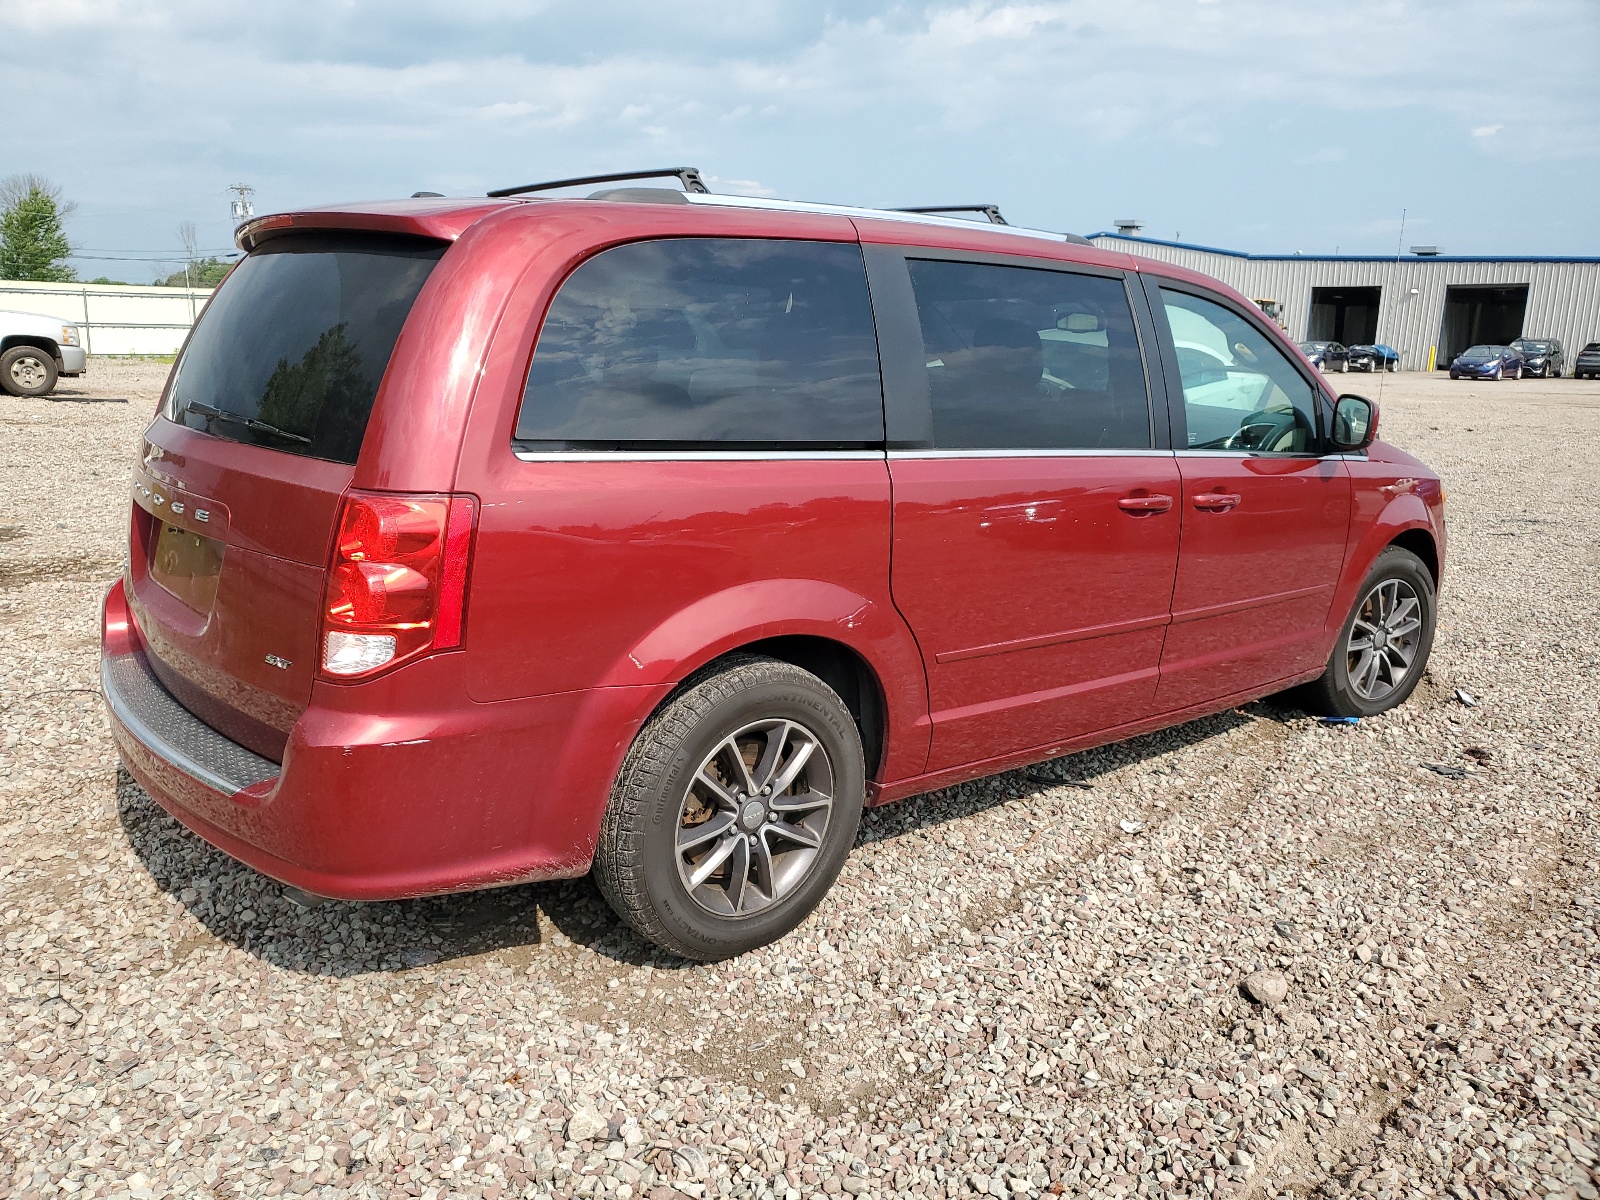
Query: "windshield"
1513 340 1550 353
1300 342 1330 351
163 232 447 464
1463 346 1497 356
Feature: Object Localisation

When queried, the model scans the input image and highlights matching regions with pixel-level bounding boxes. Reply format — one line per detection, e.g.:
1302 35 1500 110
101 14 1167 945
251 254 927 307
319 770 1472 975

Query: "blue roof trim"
1085 232 1600 266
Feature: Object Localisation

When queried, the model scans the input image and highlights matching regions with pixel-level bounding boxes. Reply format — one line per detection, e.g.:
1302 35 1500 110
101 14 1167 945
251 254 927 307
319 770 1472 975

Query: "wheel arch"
1 335 62 360
729 635 886 779
1387 526 1439 586
595 579 930 786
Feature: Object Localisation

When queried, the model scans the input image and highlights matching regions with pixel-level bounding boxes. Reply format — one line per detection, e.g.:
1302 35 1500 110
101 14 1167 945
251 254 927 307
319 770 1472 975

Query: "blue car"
1449 344 1526 380
1346 344 1399 372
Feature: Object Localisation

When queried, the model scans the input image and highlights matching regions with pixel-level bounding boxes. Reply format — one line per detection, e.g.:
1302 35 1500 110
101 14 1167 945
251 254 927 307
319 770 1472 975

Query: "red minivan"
102 173 1446 959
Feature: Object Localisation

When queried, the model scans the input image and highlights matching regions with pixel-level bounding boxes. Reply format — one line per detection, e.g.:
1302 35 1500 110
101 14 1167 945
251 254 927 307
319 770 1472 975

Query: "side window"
517 239 882 448
905 259 1151 450
1160 288 1319 453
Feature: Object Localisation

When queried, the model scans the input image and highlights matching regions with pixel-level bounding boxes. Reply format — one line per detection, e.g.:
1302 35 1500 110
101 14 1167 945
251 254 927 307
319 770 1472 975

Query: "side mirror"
1331 393 1378 451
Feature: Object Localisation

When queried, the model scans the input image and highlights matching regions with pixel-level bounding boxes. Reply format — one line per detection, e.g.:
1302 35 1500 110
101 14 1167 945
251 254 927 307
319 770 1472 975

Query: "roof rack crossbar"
488 167 710 199
895 204 1009 226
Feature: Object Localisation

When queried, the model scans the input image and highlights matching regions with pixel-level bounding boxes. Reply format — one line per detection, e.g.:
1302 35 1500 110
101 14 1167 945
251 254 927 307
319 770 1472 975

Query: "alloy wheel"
675 717 834 918
1345 578 1424 702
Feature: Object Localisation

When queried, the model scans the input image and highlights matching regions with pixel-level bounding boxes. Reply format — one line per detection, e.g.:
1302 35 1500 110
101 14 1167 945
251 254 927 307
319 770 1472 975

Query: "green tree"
0 174 76 282
157 257 233 288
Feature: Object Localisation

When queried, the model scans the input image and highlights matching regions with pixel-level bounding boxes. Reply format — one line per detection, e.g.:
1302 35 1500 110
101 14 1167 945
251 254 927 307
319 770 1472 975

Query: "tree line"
0 174 231 287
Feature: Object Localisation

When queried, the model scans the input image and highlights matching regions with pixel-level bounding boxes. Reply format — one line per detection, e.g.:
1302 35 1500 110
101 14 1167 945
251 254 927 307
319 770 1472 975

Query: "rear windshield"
163 232 446 464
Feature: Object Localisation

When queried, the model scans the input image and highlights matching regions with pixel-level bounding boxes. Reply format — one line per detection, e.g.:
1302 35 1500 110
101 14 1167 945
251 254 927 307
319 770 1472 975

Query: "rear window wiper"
183 401 313 446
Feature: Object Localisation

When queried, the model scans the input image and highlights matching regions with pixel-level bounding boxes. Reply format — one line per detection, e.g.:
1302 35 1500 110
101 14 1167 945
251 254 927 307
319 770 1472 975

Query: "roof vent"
1410 245 1440 256
1114 218 1143 235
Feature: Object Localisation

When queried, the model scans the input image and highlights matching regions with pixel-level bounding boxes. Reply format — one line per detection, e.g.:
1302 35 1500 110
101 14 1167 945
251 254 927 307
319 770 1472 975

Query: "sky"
3 0 1598 281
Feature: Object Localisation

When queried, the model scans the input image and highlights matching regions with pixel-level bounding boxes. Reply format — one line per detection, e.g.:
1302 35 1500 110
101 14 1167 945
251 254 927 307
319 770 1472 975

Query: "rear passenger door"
868 247 1182 774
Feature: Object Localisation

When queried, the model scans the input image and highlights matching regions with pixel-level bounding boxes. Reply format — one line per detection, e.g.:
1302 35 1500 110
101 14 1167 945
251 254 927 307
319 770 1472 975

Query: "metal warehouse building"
1086 231 1600 373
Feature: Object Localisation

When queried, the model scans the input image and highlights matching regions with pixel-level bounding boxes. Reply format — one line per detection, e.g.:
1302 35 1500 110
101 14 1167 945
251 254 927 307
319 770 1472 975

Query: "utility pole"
228 183 255 226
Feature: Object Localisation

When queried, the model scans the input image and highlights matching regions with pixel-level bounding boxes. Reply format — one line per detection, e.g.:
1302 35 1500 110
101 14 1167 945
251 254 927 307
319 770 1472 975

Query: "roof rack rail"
488 167 710 199
895 204 1009 226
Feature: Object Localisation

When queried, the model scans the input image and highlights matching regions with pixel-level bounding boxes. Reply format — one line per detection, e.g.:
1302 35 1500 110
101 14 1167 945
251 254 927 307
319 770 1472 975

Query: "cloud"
1 0 1596 266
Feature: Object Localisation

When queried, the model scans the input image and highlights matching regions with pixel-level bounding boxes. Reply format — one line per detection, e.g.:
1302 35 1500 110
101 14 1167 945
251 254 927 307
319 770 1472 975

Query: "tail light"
319 489 477 680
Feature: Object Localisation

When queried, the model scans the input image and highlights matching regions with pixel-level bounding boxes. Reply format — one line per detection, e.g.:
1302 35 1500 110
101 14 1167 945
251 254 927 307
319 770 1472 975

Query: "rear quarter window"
515 238 883 450
163 232 446 464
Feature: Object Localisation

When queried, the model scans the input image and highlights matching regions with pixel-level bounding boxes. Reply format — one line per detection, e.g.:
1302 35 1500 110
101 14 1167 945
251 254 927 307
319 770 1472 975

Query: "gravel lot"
3 360 1598 1200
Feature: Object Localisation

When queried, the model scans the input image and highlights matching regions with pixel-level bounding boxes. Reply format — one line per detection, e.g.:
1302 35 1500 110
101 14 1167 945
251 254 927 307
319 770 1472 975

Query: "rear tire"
1 346 58 397
593 655 865 961
1295 546 1436 719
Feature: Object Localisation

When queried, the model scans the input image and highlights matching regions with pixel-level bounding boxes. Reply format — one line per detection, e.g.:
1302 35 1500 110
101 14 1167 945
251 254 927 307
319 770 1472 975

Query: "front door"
883 253 1181 773
1152 284 1353 711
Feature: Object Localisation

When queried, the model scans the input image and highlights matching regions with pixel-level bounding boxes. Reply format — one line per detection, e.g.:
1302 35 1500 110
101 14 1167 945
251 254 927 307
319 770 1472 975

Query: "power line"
66 251 239 262
68 247 237 257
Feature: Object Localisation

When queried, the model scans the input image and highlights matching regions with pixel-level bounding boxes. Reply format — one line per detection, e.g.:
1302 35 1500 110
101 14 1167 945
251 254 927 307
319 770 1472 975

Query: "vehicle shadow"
854 703 1261 847
115 701 1286 977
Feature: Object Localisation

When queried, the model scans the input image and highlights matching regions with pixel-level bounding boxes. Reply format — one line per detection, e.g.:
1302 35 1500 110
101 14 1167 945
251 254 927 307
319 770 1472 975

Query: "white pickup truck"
1 309 87 397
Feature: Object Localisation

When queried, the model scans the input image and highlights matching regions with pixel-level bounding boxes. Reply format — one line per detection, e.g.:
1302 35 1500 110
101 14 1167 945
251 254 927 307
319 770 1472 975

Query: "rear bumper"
102 578 667 900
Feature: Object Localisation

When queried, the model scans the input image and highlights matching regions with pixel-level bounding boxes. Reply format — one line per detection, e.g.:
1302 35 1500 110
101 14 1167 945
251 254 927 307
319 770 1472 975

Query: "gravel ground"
2 360 1598 1200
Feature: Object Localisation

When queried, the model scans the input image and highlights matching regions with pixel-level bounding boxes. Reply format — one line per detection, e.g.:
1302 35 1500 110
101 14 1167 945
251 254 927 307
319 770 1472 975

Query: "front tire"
594 655 865 961
1 346 58 397
1296 546 1436 718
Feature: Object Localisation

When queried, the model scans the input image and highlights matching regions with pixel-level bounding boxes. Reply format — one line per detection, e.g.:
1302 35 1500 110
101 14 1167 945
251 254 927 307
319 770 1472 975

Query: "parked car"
1509 338 1563 378
100 171 1447 960
1449 345 1526 380
1346 344 1399 373
1299 340 1350 372
0 309 86 397
1575 342 1600 380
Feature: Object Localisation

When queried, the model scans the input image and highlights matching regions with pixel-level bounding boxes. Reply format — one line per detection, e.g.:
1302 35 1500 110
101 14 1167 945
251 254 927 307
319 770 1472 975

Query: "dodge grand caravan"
102 170 1446 960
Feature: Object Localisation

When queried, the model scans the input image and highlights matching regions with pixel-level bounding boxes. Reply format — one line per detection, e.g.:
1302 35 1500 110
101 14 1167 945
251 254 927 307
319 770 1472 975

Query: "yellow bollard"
1427 346 1437 372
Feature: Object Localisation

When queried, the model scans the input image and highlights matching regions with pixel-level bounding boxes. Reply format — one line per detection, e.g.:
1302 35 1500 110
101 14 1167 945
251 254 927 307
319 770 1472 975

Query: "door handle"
1117 493 1173 514
1192 491 1242 512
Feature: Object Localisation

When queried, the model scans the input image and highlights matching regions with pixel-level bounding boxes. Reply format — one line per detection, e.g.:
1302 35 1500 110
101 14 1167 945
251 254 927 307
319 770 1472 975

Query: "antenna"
1379 208 1405 406
228 183 255 225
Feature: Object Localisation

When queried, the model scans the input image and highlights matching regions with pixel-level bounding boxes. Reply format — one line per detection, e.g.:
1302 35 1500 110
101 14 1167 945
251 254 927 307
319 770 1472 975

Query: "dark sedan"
1510 338 1563 378
1299 340 1350 372
1575 342 1600 380
1347 344 1400 372
1449 345 1526 380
